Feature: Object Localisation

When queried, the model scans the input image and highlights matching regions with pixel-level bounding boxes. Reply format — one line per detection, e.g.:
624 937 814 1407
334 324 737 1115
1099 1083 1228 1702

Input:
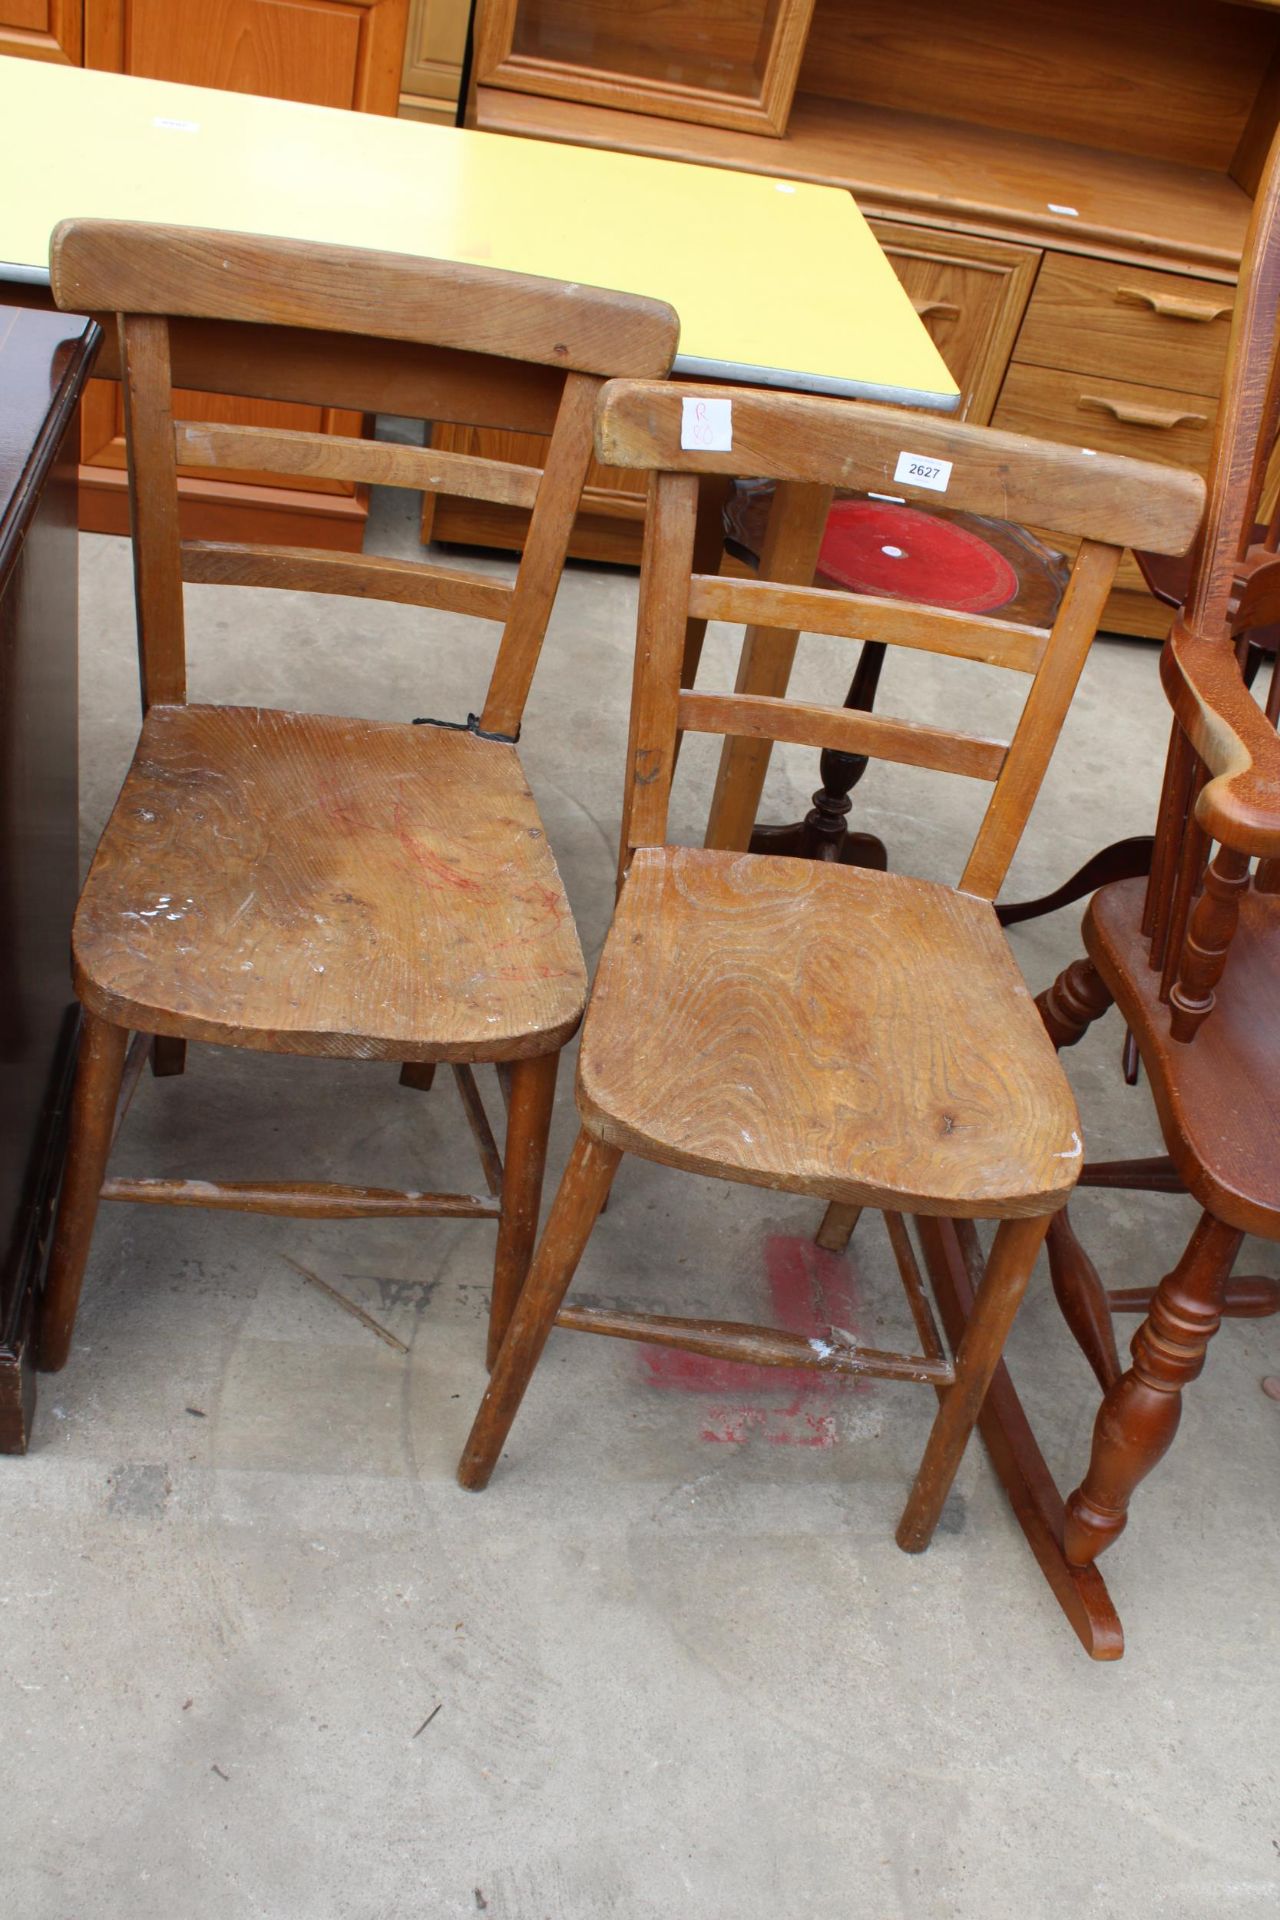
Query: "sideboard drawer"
993 363 1216 473
867 220 1039 423
1014 254 1234 397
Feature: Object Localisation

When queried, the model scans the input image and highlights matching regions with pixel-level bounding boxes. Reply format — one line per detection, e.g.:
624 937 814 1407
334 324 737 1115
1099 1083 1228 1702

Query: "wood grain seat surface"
1086 876 1280 1234
577 846 1081 1217
72 703 587 1062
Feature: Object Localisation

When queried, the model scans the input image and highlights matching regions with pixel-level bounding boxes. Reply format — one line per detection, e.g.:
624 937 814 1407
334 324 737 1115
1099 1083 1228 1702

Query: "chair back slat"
689 574 1048 673
617 472 699 862
173 420 542 509
52 221 680 738
677 689 1008 783
180 542 517 623
703 478 833 855
1160 761 1211 1000
608 393 1200 900
119 315 185 709
959 539 1120 898
481 370 599 738
159 319 570 433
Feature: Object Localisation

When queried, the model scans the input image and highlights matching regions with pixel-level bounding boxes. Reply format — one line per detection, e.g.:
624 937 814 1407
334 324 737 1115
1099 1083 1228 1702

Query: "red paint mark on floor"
698 1406 840 1449
638 1232 868 1447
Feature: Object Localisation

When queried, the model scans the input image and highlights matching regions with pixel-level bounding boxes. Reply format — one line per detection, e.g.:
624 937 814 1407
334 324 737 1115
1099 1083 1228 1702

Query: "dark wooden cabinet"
0 305 97 1452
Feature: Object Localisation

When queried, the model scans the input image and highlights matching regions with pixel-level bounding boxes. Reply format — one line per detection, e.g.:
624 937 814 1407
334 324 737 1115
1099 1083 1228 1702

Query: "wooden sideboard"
398 0 468 124
439 0 1278 637
0 0 409 546
0 305 97 1452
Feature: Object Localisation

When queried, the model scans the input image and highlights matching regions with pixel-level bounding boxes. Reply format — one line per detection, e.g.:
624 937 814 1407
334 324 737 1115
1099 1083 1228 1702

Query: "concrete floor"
3 471 1278 1919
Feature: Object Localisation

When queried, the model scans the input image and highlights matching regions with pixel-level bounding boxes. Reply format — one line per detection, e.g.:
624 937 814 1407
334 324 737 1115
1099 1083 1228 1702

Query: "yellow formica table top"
0 59 958 412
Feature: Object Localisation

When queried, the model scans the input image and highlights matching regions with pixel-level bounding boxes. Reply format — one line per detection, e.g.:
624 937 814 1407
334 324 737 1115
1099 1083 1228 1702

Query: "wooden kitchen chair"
1036 138 1280 1575
458 379 1203 1548
40 218 677 1379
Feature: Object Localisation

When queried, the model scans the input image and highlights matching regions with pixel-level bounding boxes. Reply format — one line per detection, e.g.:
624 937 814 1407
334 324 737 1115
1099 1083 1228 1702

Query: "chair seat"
576 847 1081 1217
73 703 587 1061
1086 876 1280 1236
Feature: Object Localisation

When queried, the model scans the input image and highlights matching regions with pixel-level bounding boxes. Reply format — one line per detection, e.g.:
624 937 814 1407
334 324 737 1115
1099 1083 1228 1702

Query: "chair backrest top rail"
51 219 680 379
48 221 672 736
597 381 1204 555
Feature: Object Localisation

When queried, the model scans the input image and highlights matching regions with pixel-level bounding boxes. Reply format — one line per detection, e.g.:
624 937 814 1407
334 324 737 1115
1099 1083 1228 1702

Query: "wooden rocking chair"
1038 142 1280 1578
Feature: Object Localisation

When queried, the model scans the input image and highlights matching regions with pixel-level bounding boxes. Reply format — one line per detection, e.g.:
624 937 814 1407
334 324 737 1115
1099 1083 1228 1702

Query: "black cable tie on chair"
411 712 520 744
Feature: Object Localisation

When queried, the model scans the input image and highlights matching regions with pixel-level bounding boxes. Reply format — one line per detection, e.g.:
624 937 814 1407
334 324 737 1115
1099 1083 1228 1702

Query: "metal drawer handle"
1078 393 1207 431
1115 285 1233 325
912 298 960 321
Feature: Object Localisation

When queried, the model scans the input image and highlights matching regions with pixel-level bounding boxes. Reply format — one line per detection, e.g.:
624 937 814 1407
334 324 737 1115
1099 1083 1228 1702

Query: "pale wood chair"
457 378 1203 1552
40 218 677 1381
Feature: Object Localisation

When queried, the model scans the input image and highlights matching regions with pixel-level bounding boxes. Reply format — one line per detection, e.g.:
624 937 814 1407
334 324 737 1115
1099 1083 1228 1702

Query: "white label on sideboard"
681 397 732 451
893 450 952 493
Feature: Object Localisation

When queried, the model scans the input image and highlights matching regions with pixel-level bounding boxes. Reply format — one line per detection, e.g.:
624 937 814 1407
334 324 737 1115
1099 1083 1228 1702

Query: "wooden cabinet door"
399 0 468 122
475 0 815 138
86 0 409 111
868 220 1039 423
0 0 82 63
78 0 410 544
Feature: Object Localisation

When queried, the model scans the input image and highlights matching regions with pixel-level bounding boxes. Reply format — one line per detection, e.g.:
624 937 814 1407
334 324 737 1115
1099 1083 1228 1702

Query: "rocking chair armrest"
1135 544 1280 623
1161 618 1280 854
1232 553 1280 632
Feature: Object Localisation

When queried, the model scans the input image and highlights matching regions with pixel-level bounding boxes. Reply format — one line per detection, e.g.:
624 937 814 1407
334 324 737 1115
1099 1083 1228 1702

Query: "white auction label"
893 450 952 493
681 396 732 451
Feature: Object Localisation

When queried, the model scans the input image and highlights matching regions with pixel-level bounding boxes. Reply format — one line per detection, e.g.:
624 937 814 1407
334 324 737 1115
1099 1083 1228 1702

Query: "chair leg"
399 1062 437 1092
459 1128 621 1490
38 1014 130 1372
1063 1210 1243 1569
815 1200 861 1253
150 1035 187 1077
897 1212 1050 1552
1046 1207 1122 1391
487 1050 560 1370
1036 956 1114 1050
